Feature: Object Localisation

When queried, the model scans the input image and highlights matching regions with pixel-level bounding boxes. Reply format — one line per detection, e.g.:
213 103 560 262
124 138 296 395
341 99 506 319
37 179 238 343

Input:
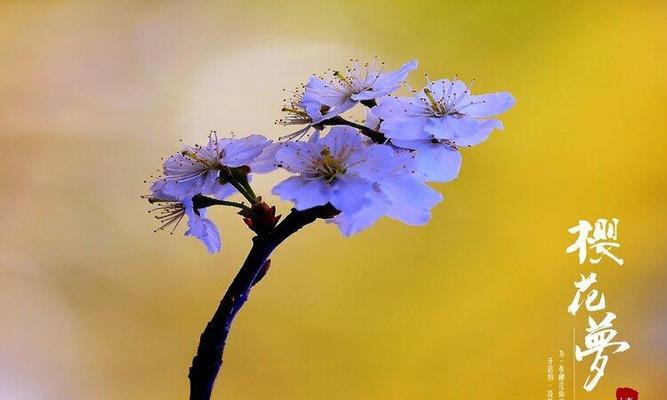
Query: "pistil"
423 87 446 116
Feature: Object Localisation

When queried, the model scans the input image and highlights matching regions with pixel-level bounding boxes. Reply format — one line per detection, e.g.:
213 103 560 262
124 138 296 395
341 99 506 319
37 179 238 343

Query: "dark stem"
219 166 259 205
192 194 250 212
360 99 377 108
188 204 338 400
316 116 387 144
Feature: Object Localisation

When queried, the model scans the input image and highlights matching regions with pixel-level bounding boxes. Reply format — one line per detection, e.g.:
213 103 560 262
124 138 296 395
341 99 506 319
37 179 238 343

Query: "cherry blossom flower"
272 126 391 214
277 88 322 141
158 134 276 200
144 58 515 254
373 79 514 182
364 108 461 183
331 147 443 236
273 125 441 235
301 58 418 122
147 182 221 253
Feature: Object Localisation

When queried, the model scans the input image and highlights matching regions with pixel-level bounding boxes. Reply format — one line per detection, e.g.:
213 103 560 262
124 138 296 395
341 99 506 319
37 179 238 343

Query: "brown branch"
188 204 338 400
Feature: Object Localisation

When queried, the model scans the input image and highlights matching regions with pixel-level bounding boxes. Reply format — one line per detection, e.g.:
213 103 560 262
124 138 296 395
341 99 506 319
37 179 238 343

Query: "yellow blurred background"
1 1 666 399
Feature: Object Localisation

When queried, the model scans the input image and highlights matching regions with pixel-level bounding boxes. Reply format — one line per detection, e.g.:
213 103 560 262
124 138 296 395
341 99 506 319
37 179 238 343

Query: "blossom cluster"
145 58 515 253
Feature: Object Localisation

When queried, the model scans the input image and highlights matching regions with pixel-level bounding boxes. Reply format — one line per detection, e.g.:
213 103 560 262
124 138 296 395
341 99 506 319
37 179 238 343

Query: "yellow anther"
282 107 309 117
333 70 354 90
423 88 446 115
316 146 346 182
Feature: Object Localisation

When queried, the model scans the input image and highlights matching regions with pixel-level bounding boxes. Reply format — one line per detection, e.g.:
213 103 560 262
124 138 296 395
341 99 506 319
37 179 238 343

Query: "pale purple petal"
159 176 207 200
364 109 381 131
222 135 269 167
149 180 174 200
373 96 425 120
272 176 331 210
204 181 236 200
302 76 355 122
350 144 396 181
331 193 386 236
413 142 462 183
317 98 357 122
321 126 365 160
302 75 349 105
464 92 515 118
274 141 319 173
425 116 481 141
249 142 280 173
420 79 469 104
351 59 418 101
330 175 372 214
382 176 442 225
198 169 232 199
183 201 221 253
454 119 503 147
381 116 430 141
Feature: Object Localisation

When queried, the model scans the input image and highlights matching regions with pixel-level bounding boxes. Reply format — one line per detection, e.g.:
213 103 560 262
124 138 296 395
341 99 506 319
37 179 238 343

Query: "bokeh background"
1 1 666 399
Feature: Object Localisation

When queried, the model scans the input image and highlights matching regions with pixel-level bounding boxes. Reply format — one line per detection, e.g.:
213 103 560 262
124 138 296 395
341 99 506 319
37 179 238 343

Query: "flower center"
315 146 347 182
182 150 219 168
281 107 309 118
423 87 447 116
334 70 365 93
147 198 186 233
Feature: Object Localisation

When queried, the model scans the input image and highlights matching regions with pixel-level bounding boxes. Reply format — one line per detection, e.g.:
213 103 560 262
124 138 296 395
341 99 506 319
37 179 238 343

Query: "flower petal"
200 169 236 199
454 119 503 147
184 206 221 253
421 79 469 103
272 176 331 210
330 175 372 214
382 176 443 225
381 116 430 141
350 144 396 181
302 76 356 122
464 92 515 117
364 109 381 131
321 126 365 161
249 142 280 173
373 96 425 120
426 116 480 141
351 59 418 100
222 135 269 167
414 143 462 183
159 176 207 200
331 196 386 236
274 141 320 173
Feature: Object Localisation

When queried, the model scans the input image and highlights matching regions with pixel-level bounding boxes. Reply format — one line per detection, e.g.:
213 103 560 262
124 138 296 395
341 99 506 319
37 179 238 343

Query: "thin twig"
316 116 387 144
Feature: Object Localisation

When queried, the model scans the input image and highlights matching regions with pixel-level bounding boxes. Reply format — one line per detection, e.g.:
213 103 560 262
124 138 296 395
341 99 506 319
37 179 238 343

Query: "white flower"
301 59 418 122
276 88 323 141
158 134 276 200
373 79 514 182
272 125 442 236
331 148 443 236
147 182 221 253
272 126 388 214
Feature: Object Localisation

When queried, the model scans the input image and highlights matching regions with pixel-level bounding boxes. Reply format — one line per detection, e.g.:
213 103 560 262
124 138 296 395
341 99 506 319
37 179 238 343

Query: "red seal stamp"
616 387 638 400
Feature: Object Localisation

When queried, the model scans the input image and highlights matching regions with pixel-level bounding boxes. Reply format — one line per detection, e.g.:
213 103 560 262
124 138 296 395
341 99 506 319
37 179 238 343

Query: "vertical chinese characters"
566 218 623 266
567 273 630 391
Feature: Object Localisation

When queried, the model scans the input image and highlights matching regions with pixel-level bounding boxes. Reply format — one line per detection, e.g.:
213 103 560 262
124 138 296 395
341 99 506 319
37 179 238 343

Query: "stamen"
279 125 311 141
314 146 347 182
281 107 310 117
333 70 355 91
423 88 446 115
